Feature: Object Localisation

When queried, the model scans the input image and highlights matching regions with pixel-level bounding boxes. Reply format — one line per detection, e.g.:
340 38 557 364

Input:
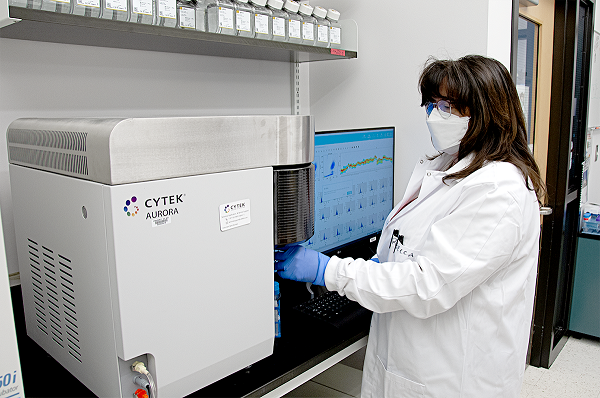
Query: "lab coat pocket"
389 242 420 263
375 355 425 397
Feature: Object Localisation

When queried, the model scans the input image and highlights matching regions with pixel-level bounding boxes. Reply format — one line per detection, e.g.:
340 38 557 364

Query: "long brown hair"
419 55 546 203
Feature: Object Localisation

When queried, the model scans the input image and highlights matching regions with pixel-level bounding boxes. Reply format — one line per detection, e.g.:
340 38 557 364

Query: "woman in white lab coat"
275 55 545 397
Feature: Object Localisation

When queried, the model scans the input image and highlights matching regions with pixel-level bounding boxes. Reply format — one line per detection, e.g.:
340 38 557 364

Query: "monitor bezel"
313 126 395 261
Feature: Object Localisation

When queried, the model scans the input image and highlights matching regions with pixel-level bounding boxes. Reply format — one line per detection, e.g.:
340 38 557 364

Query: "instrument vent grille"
26 238 82 363
8 129 87 151
9 147 89 176
8 129 89 176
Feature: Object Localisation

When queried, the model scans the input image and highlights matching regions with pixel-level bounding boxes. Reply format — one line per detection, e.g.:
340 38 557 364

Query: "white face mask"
426 108 470 154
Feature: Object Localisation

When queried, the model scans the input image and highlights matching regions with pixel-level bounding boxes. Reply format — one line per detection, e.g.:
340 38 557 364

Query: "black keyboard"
293 291 372 329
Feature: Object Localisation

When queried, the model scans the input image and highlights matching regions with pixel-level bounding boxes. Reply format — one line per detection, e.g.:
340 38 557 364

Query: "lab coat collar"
416 153 475 203
439 153 475 178
397 153 474 216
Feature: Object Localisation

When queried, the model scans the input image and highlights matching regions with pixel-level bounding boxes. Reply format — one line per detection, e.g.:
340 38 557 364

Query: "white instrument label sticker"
152 216 171 228
219 199 251 231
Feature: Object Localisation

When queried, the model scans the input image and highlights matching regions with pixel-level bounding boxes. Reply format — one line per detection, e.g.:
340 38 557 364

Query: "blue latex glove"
274 245 330 286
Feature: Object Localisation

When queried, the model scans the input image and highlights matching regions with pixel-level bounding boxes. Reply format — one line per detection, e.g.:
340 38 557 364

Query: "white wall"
488 0 513 67
0 38 292 275
308 0 512 203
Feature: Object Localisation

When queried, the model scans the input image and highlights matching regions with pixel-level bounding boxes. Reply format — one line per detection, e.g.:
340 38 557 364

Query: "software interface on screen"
305 127 395 254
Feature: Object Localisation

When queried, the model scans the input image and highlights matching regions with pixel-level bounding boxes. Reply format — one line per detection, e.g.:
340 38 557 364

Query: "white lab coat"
324 153 540 398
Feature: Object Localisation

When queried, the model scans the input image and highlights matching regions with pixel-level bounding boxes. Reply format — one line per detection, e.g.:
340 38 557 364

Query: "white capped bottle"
156 0 176 26
72 0 100 17
130 0 154 24
234 0 253 37
267 0 286 42
298 2 315 46
8 0 41 9
312 5 328 47
250 0 271 40
102 0 128 21
41 0 72 13
284 0 301 44
195 0 207 31
206 0 236 35
177 0 195 28
326 8 341 49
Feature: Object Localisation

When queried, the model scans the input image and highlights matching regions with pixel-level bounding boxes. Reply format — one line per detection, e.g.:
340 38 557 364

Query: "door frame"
529 0 595 368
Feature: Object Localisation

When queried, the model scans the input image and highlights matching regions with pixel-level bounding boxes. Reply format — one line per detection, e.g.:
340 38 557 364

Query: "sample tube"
274 281 281 338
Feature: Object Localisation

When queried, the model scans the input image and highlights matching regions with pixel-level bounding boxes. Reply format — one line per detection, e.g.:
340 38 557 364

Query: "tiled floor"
283 362 362 398
283 336 600 398
521 337 600 398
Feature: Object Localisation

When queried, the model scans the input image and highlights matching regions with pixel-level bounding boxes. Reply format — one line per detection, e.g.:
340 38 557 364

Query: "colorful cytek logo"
124 196 139 217
223 205 231 214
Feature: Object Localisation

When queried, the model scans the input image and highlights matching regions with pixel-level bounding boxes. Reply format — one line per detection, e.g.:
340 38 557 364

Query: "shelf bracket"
292 61 300 115
291 61 310 116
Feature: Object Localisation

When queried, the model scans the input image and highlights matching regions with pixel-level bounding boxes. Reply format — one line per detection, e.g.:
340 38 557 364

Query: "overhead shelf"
0 7 357 62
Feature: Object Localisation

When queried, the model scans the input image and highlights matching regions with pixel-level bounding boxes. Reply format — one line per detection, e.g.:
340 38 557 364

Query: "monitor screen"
305 127 395 260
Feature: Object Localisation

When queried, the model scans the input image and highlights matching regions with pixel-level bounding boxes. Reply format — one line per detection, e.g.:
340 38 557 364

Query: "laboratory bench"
10 278 371 397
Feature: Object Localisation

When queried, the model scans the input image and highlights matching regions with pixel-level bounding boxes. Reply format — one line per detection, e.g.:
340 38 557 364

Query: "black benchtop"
11 278 370 397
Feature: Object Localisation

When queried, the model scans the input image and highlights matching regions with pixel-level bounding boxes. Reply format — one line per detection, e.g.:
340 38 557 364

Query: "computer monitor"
305 127 395 260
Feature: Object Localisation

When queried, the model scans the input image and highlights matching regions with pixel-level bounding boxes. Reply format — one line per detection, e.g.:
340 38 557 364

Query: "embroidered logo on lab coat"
388 230 419 258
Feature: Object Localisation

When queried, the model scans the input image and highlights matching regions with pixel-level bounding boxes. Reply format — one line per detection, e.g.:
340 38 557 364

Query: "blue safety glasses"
425 99 452 119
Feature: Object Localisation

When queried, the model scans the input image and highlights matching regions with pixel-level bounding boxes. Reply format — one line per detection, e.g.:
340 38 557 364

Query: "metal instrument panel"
7 115 314 185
